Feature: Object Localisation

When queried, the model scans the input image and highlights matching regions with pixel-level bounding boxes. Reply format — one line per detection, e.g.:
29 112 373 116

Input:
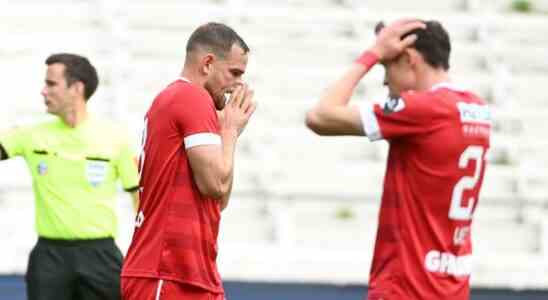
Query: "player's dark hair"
186 22 249 59
376 20 451 70
45 53 99 101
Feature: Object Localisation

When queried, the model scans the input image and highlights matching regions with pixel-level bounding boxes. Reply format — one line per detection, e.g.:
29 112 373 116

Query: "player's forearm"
305 50 378 135
319 64 369 108
219 177 233 211
205 129 237 200
312 50 378 110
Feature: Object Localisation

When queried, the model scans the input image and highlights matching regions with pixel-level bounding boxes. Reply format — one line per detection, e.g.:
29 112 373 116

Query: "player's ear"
70 81 85 99
201 54 215 76
404 48 421 69
76 81 85 97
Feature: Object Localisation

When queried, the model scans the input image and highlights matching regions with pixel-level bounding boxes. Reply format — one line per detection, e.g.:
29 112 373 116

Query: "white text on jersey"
457 102 491 124
424 250 472 277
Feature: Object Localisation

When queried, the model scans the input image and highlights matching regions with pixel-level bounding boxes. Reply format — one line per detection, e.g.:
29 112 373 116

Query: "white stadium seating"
1 0 548 290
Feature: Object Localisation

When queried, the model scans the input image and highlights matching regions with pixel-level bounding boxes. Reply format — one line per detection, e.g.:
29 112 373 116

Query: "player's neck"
416 68 450 92
180 69 206 87
60 101 88 128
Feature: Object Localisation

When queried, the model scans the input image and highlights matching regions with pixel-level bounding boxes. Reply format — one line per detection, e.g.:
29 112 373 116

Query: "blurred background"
1 0 548 299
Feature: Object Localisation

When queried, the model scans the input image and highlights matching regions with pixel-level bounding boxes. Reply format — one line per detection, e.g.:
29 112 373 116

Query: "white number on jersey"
449 145 485 221
138 118 148 181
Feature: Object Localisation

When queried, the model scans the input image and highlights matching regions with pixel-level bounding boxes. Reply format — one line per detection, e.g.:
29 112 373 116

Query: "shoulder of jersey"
187 80 213 98
11 115 58 130
86 116 131 138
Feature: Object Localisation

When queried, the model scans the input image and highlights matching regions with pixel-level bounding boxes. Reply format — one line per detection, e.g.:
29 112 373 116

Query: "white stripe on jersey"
155 279 164 300
359 103 383 141
184 133 221 149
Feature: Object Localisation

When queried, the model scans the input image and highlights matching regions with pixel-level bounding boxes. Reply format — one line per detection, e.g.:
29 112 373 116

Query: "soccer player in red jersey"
121 23 256 300
306 19 491 300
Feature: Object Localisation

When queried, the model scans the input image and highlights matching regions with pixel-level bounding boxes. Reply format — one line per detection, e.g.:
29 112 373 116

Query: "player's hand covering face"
372 19 426 62
219 83 256 136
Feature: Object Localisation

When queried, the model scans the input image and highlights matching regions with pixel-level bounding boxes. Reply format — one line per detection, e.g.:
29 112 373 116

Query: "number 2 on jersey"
449 145 486 221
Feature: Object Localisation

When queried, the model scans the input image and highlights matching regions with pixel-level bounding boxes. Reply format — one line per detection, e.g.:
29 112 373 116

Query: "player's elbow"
196 178 229 199
305 108 329 135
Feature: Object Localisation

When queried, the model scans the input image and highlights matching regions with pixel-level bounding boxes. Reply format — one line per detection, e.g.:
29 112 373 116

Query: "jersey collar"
57 114 92 131
179 77 191 83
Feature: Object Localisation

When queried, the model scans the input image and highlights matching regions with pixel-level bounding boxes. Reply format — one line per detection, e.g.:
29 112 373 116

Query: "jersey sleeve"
172 87 221 150
116 139 140 191
359 92 437 142
0 126 31 158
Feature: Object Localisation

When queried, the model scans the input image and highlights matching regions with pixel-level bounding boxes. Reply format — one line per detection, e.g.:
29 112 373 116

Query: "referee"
0 53 139 300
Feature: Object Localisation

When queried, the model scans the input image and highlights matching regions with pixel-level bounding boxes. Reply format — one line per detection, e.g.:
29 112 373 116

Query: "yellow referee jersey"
0 116 139 239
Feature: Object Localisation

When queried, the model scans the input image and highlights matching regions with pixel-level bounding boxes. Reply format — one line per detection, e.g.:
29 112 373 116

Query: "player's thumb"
401 34 418 48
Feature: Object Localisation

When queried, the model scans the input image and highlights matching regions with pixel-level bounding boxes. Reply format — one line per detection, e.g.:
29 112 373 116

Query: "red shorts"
121 277 225 300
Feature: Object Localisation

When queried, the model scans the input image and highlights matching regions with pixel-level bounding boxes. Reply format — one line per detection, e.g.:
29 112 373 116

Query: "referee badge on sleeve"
37 161 48 175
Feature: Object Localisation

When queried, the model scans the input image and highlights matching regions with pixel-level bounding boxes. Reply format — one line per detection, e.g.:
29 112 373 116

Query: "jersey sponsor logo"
37 161 48 175
86 161 108 187
457 102 491 124
462 124 490 138
424 250 472 277
382 97 405 115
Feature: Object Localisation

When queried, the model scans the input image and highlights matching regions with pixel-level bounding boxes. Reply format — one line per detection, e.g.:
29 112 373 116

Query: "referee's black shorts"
25 237 123 300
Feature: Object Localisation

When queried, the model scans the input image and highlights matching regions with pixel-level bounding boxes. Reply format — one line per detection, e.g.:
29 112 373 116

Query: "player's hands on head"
220 83 256 137
371 19 426 61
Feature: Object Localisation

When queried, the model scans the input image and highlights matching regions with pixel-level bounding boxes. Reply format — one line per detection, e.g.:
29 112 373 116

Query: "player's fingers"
391 18 423 28
240 85 251 109
400 34 418 48
228 85 243 108
241 89 254 112
396 21 426 36
236 84 248 108
245 99 257 117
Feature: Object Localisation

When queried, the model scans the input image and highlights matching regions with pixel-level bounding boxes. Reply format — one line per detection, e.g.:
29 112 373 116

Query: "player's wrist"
355 49 380 69
220 128 239 140
369 45 384 61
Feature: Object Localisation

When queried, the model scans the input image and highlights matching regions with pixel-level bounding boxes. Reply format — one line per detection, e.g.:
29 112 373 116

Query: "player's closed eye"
230 69 243 77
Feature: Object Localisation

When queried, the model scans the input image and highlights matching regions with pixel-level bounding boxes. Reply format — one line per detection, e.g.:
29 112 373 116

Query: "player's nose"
234 78 244 86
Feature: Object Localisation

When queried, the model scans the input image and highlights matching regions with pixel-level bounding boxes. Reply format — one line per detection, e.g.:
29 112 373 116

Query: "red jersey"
122 78 224 293
359 83 491 300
